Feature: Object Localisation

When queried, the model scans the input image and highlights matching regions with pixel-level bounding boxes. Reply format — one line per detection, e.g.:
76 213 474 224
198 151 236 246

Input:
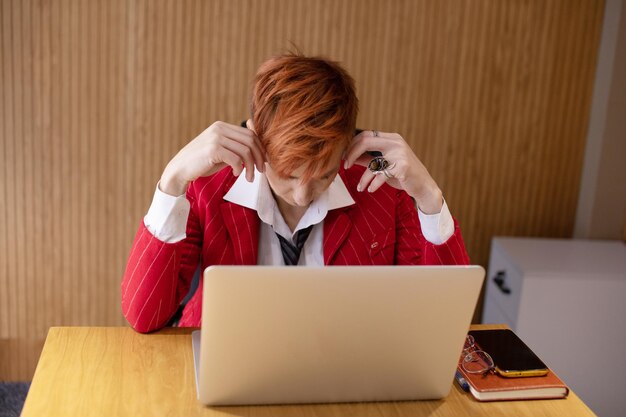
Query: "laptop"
192 265 484 405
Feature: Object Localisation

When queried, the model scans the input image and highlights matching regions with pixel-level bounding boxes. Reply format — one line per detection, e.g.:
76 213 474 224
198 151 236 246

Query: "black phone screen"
468 329 547 372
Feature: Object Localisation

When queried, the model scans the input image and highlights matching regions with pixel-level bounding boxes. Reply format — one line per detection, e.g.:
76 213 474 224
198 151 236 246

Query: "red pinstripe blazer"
121 165 470 333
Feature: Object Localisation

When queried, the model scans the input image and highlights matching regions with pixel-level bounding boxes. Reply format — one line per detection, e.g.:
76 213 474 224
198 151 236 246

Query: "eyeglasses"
461 335 495 375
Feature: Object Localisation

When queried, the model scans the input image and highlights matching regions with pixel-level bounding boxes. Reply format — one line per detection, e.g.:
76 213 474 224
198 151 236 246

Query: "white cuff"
417 199 454 245
143 182 190 243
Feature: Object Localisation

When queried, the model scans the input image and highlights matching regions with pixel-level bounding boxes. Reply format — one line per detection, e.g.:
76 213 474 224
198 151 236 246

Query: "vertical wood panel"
0 0 605 380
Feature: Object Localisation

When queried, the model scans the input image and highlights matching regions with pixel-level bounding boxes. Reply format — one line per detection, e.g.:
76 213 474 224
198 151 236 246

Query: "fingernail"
368 186 373 193
357 184 362 192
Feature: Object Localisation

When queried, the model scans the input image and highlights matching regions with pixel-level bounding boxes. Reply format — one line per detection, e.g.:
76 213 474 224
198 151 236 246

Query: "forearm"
121 223 183 333
122 186 201 333
408 177 443 215
395 192 470 265
421 218 470 265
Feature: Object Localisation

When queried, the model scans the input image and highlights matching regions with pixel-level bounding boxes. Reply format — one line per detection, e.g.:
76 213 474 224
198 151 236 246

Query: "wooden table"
21 325 597 416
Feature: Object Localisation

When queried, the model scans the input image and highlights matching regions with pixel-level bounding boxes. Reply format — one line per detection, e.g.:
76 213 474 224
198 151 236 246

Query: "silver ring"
368 156 389 172
372 130 379 137
383 169 393 179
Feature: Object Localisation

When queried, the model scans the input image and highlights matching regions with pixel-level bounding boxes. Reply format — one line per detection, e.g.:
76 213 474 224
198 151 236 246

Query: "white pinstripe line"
324 218 345 258
155 299 163 328
205 223 225 249
218 243 229 264
361 203 385 229
396 234 408 249
335 221 356 263
347 240 363 265
197 172 223 202
190 181 227 234
381 230 391 249
397 234 416 248
432 245 444 264
127 227 147 268
203 211 219 231
396 253 410 264
127 243 167 309
123 233 157 299
244 209 253 247
394 252 409 265
337 250 348 265
359 211 376 236
324 215 341 246
228 205 245 262
147 299 162 331
446 241 459 264
202 182 227 211
353 223 366 242
366 190 394 223
169 259 179 305
454 237 467 264
133 251 176 329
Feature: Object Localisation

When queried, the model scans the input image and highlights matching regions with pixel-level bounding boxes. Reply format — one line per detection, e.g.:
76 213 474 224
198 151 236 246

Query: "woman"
122 53 469 333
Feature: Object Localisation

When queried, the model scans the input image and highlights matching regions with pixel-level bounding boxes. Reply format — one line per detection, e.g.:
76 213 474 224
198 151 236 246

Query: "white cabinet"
483 238 626 417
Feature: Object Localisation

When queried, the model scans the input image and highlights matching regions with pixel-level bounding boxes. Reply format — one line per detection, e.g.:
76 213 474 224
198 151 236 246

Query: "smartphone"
468 329 549 378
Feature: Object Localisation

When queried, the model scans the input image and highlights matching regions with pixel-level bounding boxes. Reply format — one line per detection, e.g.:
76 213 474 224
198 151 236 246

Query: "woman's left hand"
343 130 443 214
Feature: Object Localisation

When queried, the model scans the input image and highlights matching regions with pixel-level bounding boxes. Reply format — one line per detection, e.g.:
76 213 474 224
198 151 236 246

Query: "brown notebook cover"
457 352 569 401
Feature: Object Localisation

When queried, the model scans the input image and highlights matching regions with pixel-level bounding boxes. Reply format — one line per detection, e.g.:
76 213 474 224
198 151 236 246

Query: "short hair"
250 53 359 180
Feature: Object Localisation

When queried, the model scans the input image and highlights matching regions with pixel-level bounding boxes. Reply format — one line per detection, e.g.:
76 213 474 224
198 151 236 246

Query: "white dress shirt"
144 169 455 265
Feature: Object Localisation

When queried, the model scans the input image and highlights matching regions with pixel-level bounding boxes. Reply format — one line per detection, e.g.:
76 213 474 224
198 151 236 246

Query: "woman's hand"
160 121 265 196
343 130 443 214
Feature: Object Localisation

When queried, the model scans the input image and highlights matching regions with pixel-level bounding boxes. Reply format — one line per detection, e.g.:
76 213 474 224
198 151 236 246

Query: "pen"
455 371 470 392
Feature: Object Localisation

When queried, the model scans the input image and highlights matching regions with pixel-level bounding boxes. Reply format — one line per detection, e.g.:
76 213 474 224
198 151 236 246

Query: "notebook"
456 364 569 401
192 265 485 405
456 330 569 401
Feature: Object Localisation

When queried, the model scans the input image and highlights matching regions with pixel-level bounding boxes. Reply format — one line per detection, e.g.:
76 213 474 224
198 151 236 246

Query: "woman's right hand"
159 120 265 196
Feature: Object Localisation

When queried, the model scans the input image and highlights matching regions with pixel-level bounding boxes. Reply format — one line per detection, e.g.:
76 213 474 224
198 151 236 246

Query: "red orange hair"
250 53 358 180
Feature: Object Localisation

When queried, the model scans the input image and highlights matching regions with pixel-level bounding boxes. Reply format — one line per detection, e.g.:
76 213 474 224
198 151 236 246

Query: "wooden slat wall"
0 0 604 380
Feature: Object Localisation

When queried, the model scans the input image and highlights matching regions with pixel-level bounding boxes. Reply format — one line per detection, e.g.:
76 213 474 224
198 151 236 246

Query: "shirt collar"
223 167 355 238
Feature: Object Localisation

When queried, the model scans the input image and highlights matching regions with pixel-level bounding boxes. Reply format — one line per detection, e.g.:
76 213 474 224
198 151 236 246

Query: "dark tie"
275 225 314 266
